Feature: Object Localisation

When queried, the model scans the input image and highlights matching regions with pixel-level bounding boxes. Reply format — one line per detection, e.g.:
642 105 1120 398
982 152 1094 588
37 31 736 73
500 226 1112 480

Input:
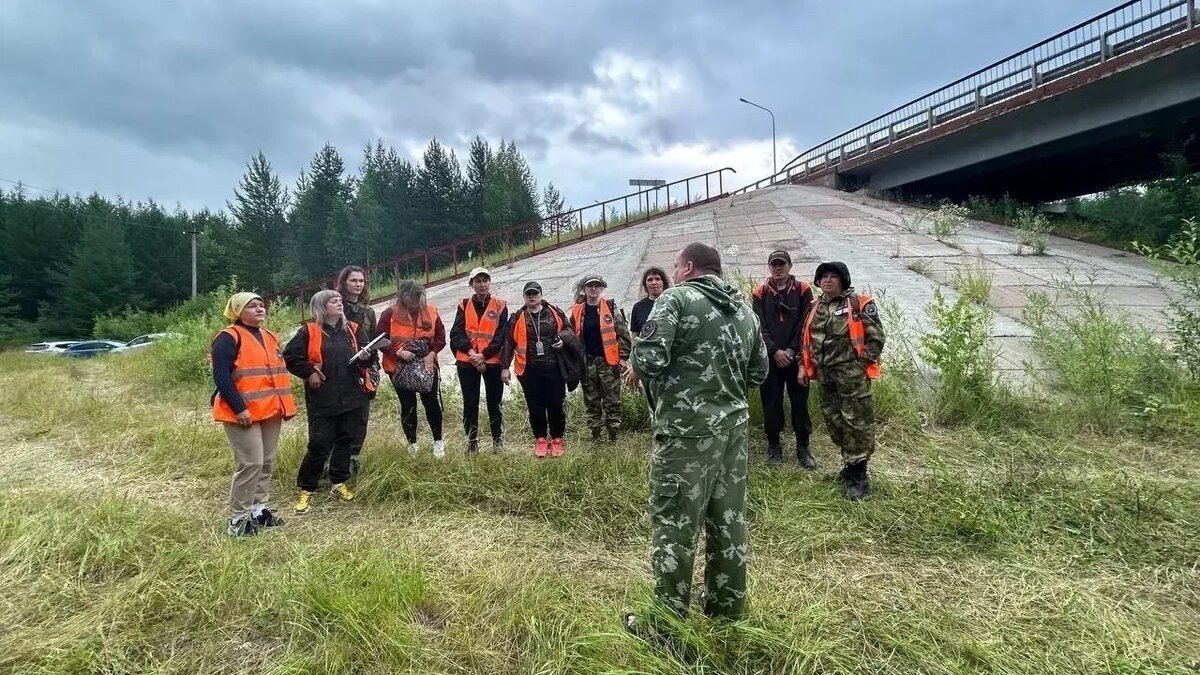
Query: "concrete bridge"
739 0 1200 202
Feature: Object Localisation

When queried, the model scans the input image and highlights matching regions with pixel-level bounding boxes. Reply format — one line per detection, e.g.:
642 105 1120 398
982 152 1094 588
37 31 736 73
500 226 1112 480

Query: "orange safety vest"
511 306 564 376
211 324 297 423
453 296 507 365
801 294 880 381
306 320 376 393
382 305 440 374
570 298 620 366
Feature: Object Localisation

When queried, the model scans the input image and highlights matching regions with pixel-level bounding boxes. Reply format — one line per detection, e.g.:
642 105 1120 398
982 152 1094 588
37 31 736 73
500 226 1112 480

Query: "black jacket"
752 277 814 360
556 328 585 392
283 319 373 415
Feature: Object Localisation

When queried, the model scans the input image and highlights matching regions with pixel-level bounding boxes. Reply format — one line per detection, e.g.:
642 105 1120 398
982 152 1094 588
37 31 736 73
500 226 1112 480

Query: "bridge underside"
816 38 1200 202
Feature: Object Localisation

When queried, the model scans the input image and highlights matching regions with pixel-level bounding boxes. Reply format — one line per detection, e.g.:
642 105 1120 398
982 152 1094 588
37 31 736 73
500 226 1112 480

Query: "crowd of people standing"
208 244 885 636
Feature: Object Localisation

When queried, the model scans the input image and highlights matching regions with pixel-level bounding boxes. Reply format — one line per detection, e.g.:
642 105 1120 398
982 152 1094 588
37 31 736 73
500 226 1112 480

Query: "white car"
24 340 82 355
112 332 186 353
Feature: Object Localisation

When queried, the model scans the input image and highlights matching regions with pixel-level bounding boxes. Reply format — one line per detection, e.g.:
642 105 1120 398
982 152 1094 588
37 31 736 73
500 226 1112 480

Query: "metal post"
974 86 983 111
452 246 458 276
719 171 724 194
666 184 671 212
189 229 197 299
739 97 777 176
424 253 430 284
624 195 629 225
1189 0 1195 29
1029 64 1039 88
927 108 935 130
686 180 691 204
601 203 607 233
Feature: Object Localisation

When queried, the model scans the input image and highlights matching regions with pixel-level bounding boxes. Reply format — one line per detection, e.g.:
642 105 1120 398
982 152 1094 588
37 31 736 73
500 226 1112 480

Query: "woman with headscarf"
210 292 297 537
376 279 448 458
283 290 378 513
569 274 632 443
501 280 573 458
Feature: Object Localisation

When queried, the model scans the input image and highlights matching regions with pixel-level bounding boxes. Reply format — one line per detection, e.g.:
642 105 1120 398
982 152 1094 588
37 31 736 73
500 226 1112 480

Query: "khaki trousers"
224 416 283 518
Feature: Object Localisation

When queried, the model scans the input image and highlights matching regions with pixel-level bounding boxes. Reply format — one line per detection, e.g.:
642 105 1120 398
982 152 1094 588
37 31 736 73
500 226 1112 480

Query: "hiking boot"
467 439 479 455
766 444 783 465
331 482 355 502
432 440 446 459
226 515 259 537
843 461 870 501
534 438 549 458
294 490 313 513
608 428 618 443
796 446 817 470
492 439 503 453
550 438 565 458
591 428 602 442
254 507 285 528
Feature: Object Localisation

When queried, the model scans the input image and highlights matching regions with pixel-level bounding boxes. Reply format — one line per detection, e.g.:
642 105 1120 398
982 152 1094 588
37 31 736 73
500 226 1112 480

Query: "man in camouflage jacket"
627 242 769 626
799 261 885 500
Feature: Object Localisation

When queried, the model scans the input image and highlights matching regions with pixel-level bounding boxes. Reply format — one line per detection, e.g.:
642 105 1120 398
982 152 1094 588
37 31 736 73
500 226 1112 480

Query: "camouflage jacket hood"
631 274 769 437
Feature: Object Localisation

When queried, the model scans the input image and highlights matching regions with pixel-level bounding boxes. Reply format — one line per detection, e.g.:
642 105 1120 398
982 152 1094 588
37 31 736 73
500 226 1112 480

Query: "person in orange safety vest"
449 267 510 454
568 274 632 443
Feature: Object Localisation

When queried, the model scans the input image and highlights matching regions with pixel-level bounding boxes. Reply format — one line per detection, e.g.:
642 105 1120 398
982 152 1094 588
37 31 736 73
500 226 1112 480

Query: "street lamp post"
739 97 776 177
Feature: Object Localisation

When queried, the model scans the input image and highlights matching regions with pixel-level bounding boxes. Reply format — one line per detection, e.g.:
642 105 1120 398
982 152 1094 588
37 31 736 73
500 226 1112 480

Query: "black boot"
608 428 618 443
796 445 816 470
467 439 479 455
767 444 783 465
843 461 870 500
591 428 602 442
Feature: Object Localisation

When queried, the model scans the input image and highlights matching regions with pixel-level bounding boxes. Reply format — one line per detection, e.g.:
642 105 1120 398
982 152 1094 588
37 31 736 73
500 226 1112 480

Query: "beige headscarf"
223 292 264 322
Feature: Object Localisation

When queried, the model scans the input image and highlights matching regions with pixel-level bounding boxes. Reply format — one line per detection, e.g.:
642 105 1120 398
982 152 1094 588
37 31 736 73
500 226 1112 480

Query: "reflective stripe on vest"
306 320 376 392
453 296 506 365
570 298 619 366
211 324 297 423
383 305 439 374
801 294 880 380
512 307 563 376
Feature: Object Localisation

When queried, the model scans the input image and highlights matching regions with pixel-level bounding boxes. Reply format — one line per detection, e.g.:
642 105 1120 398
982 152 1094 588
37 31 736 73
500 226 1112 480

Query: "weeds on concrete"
1014 209 1054 255
1134 217 1200 380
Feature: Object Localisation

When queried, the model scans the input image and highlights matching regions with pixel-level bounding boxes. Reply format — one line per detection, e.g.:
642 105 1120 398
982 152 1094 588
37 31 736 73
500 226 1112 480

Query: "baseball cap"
767 250 792 265
522 281 543 295
581 276 606 287
468 266 490 283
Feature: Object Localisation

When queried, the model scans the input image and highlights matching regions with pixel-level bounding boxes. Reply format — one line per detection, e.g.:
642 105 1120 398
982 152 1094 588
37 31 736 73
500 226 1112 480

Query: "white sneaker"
432 440 446 459
408 442 419 455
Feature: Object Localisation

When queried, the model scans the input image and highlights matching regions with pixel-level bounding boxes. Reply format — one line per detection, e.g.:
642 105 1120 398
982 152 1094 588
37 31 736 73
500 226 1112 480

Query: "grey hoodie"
632 274 770 437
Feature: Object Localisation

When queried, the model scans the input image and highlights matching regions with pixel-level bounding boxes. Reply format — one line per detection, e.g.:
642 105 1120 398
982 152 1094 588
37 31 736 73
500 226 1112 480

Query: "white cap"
468 267 490 283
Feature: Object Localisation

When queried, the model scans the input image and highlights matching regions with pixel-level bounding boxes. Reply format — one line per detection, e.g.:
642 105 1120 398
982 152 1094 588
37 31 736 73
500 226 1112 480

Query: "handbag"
390 338 436 394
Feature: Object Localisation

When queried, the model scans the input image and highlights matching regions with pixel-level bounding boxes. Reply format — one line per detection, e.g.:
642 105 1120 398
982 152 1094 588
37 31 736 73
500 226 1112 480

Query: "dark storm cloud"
0 0 1124 210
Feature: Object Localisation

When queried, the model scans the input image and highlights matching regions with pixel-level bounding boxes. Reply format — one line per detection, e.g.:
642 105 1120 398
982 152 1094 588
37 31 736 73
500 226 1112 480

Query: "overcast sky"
1 0 1118 215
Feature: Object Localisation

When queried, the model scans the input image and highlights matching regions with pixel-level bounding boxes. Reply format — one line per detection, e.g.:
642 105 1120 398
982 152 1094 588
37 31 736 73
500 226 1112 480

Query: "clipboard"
347 333 389 365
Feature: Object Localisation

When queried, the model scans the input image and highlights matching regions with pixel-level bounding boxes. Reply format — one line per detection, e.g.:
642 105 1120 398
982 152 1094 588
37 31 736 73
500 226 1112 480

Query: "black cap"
768 250 792 265
814 261 851 289
522 281 543 295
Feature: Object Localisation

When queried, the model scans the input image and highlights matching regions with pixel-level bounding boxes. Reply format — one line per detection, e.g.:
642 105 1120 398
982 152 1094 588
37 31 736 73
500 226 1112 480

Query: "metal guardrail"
266 167 736 318
733 0 1199 195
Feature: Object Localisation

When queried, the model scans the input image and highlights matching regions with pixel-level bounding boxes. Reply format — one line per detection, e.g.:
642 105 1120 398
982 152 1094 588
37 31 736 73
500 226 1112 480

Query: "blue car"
64 340 127 358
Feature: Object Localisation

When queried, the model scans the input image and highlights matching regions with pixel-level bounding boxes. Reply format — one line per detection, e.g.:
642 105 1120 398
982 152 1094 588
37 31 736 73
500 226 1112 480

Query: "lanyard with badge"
532 310 546 356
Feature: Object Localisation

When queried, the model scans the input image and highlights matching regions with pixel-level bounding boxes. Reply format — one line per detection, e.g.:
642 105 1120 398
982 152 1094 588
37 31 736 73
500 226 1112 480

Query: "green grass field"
1 345 1198 674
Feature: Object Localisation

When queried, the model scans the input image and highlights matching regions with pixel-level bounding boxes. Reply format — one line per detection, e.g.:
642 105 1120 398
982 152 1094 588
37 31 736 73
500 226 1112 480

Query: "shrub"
1133 217 1200 380
920 287 999 425
1014 209 1053 255
950 257 993 305
930 203 970 243
1023 281 1182 432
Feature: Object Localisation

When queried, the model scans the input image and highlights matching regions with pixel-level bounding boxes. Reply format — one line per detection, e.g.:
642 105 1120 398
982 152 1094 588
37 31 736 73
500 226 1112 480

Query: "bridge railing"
733 0 1199 195
265 167 736 318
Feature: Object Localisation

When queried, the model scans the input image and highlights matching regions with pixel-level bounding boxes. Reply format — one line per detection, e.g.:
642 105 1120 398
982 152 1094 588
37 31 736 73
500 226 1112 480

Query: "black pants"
298 406 368 490
457 363 504 443
394 374 443 443
760 362 811 448
518 366 566 439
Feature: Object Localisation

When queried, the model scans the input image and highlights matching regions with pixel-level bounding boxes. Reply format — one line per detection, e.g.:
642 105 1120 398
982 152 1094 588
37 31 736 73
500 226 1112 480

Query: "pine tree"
49 195 140 335
413 138 467 248
542 182 569 237
287 144 355 283
465 136 494 232
229 152 290 292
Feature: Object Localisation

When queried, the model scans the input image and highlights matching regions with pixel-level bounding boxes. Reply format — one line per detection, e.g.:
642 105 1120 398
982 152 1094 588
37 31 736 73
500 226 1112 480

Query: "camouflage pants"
582 356 622 432
649 421 749 619
818 364 875 465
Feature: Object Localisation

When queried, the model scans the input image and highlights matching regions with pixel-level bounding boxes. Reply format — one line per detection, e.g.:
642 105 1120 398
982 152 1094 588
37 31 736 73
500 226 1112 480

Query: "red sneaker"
550 438 564 458
534 438 549 458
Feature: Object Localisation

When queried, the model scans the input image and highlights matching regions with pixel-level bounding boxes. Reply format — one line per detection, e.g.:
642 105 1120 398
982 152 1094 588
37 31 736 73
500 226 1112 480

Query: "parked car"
63 340 127 358
24 340 83 355
112 332 185 354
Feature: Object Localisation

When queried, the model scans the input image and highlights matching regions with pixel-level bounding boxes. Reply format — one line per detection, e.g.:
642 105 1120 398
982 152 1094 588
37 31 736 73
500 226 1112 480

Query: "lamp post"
739 97 776 177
